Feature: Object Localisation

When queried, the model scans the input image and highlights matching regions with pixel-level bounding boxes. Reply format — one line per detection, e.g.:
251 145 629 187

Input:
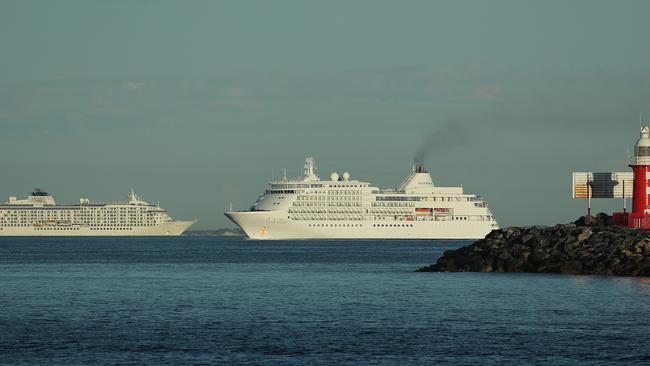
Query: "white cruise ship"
0 189 195 236
225 158 498 240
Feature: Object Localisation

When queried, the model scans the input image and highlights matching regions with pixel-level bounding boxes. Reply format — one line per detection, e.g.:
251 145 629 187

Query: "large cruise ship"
225 158 498 239
0 189 195 236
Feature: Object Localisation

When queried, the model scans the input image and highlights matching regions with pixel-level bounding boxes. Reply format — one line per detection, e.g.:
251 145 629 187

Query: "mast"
303 157 319 181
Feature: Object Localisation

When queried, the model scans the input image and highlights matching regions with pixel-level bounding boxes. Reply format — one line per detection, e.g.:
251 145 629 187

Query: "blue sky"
2 0 650 228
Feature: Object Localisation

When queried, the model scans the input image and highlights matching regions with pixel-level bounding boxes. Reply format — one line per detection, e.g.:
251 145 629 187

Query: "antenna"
283 168 287 181
303 157 318 180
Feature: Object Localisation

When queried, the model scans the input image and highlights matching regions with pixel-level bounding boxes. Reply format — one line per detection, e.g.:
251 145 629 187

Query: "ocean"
0 237 648 365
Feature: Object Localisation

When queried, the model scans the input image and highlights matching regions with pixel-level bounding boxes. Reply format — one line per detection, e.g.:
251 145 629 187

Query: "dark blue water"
1 237 648 365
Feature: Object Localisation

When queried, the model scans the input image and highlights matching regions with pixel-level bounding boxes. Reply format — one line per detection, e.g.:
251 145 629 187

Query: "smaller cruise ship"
225 157 498 240
0 189 195 236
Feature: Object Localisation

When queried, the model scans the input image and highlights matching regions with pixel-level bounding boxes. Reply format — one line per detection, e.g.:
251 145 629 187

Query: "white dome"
330 172 339 181
636 126 650 157
342 172 350 181
637 126 650 147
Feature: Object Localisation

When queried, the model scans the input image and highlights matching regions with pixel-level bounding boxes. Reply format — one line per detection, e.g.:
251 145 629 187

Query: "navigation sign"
572 172 633 199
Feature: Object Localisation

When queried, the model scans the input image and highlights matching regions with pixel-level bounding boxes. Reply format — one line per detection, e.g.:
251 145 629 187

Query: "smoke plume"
414 120 469 163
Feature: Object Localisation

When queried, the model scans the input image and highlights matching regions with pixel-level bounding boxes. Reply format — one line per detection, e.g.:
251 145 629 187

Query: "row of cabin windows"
293 216 364 221
271 184 367 189
324 184 367 188
1 207 155 213
0 213 161 220
293 202 362 207
90 227 133 230
298 196 361 200
3 227 151 231
376 196 472 202
2 213 159 218
34 227 80 230
372 202 416 207
308 223 363 227
2 223 157 227
289 208 363 213
373 224 414 227
1 219 158 224
28 227 136 230
299 189 364 196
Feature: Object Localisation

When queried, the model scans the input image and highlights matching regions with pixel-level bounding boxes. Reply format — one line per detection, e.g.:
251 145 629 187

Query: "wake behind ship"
0 189 195 236
225 158 498 240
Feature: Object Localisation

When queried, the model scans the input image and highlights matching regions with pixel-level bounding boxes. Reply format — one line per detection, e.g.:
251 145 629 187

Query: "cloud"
222 85 247 98
471 83 504 101
126 81 146 91
208 98 258 110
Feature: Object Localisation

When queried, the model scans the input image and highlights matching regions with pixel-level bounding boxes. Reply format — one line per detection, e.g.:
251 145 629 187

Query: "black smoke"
414 120 469 164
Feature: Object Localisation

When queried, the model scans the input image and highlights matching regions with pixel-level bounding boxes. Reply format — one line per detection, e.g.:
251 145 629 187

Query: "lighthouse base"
613 212 650 229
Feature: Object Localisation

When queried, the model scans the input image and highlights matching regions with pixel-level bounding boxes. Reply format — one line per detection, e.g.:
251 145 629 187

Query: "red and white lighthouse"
628 126 650 227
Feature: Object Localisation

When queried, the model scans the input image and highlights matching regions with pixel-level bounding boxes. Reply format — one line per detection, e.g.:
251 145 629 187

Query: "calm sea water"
0 237 648 365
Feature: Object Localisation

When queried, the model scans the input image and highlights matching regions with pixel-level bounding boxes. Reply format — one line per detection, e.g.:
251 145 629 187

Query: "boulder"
419 213 650 277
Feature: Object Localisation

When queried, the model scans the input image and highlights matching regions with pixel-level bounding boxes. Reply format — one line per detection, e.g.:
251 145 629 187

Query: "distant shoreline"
182 228 244 237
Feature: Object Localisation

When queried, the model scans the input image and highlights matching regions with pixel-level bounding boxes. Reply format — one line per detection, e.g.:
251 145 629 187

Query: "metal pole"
623 179 626 213
587 179 592 219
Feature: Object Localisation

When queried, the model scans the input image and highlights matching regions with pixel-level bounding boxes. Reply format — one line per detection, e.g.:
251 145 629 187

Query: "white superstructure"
225 158 498 240
0 189 195 236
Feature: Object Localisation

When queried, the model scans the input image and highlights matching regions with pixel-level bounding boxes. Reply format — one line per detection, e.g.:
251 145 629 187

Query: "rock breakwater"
418 213 650 276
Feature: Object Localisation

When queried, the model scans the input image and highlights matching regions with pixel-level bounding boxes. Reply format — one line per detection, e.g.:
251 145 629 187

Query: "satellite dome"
342 172 350 181
330 172 339 181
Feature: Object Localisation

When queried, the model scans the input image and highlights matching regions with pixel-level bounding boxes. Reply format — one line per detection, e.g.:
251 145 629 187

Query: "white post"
587 179 592 219
623 179 627 213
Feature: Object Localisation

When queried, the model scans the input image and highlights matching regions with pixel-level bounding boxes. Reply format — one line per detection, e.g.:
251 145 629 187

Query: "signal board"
572 172 633 198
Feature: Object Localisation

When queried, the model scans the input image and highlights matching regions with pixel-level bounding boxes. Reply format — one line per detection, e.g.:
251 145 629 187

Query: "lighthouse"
628 126 650 228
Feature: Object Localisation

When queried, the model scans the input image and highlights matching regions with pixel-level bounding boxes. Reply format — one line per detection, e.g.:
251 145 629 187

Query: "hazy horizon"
2 0 650 228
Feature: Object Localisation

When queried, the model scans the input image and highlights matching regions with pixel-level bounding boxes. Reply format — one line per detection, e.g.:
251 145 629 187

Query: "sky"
1 0 650 229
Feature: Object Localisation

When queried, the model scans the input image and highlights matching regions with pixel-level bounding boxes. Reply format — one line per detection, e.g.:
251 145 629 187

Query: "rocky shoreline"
417 213 650 276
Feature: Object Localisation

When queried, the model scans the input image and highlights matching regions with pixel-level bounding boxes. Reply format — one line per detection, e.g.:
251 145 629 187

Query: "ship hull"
225 211 496 240
0 220 195 237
